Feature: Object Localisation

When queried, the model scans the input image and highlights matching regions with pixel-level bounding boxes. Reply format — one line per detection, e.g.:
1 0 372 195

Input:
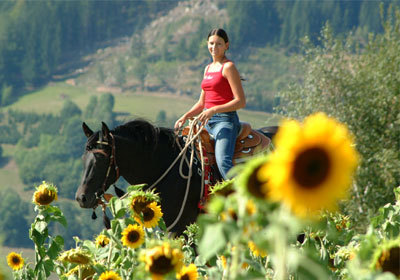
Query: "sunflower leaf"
110 197 127 219
198 223 226 261
47 236 64 259
34 221 48 234
49 210 67 227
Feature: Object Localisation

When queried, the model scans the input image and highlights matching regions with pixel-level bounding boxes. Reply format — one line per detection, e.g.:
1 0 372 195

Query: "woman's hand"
198 108 215 124
174 116 187 131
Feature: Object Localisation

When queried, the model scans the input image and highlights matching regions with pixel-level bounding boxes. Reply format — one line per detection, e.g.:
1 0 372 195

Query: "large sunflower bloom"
121 224 145 249
95 234 110 248
176 263 199 280
259 112 359 218
143 242 184 279
136 202 163 228
32 181 58 206
99 271 122 280
7 252 24 271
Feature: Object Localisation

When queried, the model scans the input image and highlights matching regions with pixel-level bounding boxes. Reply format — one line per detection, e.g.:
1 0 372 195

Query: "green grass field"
5 82 280 128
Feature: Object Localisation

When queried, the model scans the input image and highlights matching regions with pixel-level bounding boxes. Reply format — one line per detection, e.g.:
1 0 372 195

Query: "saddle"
182 122 272 166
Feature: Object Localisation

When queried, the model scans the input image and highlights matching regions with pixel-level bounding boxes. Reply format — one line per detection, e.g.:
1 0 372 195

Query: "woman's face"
207 35 229 60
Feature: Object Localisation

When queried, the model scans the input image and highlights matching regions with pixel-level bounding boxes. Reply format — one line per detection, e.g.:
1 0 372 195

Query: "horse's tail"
257 126 279 140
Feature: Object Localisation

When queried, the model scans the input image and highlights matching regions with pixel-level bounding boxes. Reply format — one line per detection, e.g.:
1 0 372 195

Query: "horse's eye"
87 145 93 150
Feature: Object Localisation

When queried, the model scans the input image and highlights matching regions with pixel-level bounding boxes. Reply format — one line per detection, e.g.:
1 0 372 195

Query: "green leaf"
47 235 64 259
110 197 127 219
127 184 147 192
198 223 226 261
43 259 54 277
30 227 46 246
34 221 48 234
50 211 67 227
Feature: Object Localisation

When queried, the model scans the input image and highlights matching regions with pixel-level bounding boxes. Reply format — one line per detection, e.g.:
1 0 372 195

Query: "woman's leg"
206 115 240 179
214 121 238 179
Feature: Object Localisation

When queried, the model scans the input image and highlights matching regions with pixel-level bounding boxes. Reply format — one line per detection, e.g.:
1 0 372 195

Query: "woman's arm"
197 62 246 123
174 90 205 130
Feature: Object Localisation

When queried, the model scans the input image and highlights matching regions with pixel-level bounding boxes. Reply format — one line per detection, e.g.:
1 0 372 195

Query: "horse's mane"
112 119 174 147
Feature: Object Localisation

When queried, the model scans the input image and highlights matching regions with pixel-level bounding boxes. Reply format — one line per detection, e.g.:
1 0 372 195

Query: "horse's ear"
101 122 110 139
82 122 93 138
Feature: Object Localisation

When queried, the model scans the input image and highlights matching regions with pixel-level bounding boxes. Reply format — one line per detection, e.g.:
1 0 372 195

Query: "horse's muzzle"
75 192 97 208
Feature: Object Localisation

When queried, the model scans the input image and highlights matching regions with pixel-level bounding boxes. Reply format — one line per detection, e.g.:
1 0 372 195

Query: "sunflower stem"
275 207 288 280
107 240 114 269
78 265 82 280
229 243 240 279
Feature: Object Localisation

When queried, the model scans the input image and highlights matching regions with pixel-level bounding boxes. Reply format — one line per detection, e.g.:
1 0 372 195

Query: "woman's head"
207 28 229 59
207 28 229 44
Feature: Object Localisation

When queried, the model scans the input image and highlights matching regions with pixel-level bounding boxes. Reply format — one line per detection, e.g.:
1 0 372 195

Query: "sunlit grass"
4 82 279 127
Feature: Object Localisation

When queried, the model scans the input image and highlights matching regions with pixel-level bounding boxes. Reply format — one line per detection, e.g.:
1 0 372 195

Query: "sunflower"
99 270 122 280
176 263 199 280
135 202 163 228
58 248 92 265
32 181 58 206
371 238 400 277
143 242 184 279
95 234 110 247
248 241 267 258
131 195 151 214
121 224 145 249
258 112 359 218
7 252 24 271
129 190 160 215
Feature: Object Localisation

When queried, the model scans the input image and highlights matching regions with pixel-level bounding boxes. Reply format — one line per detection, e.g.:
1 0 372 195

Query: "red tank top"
201 62 234 109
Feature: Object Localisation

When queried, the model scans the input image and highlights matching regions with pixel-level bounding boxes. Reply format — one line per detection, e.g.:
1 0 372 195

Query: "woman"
174 28 246 180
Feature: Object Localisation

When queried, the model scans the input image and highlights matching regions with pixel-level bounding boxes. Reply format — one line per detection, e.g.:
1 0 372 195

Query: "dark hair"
207 28 229 44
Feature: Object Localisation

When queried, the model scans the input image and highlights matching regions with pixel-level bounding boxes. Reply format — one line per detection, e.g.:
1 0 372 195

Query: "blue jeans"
205 111 240 180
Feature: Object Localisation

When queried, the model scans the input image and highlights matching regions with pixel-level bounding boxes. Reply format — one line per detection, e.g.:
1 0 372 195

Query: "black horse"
75 120 278 235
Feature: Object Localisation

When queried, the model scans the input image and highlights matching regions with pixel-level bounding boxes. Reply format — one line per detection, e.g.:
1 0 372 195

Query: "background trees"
0 188 31 247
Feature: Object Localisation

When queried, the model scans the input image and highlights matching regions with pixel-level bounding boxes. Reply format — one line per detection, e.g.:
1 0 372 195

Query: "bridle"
88 132 120 226
93 132 120 198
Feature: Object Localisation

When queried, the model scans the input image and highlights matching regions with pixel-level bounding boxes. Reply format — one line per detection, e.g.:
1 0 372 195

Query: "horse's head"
75 122 118 208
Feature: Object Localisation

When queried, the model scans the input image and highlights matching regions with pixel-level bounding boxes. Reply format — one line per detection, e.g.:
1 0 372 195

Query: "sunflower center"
36 191 55 205
149 256 174 275
380 247 400 276
12 256 21 265
143 207 155 222
292 147 331 189
181 274 190 280
132 198 150 213
127 230 140 243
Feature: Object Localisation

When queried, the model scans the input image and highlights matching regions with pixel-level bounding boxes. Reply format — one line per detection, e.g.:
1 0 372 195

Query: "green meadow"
5 82 280 128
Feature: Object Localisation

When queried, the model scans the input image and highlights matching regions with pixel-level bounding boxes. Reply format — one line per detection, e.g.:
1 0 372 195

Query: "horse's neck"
116 133 179 185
